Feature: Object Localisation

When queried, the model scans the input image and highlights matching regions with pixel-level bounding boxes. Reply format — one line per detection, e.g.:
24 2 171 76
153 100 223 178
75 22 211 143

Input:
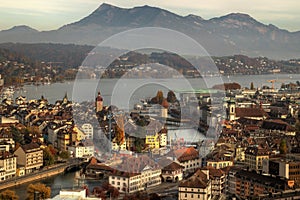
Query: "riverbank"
0 164 67 191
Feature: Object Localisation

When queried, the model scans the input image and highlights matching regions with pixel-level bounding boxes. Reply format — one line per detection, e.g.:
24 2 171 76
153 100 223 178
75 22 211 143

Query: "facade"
108 155 161 193
112 137 127 151
206 167 226 196
57 129 70 151
206 160 233 169
159 159 184 182
245 146 269 172
235 170 292 199
0 151 17 181
68 140 94 158
145 133 160 149
167 147 201 174
178 169 211 200
14 143 43 174
263 155 300 187
81 123 93 140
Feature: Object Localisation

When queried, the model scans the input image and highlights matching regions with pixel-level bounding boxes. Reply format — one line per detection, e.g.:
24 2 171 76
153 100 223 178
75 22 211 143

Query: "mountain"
0 4 299 59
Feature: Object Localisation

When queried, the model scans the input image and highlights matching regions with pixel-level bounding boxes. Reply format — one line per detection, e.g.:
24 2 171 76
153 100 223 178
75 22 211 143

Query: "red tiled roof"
236 107 268 118
167 147 199 163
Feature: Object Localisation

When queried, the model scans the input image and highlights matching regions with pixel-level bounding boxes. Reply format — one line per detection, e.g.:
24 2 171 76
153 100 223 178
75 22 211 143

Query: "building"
225 167 240 198
235 170 293 199
158 158 184 182
245 146 269 172
263 155 300 187
81 123 93 140
14 143 43 174
51 188 100 200
57 129 70 151
167 147 201 174
227 99 268 121
205 167 226 197
145 133 160 149
68 140 94 158
178 169 212 200
0 151 17 181
108 155 161 193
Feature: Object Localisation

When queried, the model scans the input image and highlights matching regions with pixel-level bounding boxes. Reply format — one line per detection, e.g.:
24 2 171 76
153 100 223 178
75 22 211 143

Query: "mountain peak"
3 25 38 32
185 14 204 21
97 3 118 10
214 13 257 22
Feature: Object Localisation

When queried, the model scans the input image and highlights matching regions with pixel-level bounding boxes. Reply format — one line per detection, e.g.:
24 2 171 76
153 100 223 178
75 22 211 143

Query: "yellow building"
145 133 160 149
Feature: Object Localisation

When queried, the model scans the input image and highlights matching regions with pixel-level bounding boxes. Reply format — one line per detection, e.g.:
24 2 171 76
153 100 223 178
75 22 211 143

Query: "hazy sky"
0 0 299 32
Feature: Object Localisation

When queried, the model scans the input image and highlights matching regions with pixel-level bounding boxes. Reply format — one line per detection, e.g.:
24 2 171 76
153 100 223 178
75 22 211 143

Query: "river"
11 171 104 198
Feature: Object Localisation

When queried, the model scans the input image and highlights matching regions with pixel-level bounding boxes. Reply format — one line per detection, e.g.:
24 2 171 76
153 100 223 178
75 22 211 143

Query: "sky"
0 0 299 32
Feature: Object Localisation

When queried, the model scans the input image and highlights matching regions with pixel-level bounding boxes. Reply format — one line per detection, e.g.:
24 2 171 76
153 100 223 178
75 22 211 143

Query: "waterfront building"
51 188 100 200
14 143 43 174
0 151 17 181
108 155 161 193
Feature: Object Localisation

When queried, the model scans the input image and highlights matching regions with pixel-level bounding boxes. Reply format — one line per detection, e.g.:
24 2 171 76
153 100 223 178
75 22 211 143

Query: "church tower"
95 92 103 112
227 98 236 121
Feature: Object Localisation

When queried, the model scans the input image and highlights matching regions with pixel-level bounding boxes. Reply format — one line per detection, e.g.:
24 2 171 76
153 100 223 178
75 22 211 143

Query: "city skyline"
0 0 299 32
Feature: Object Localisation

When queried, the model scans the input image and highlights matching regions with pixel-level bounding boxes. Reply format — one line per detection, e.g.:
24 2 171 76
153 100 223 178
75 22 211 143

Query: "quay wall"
0 164 66 191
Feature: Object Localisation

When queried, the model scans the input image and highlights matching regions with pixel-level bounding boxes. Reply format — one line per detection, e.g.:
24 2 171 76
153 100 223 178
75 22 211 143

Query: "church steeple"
63 92 68 104
95 91 103 112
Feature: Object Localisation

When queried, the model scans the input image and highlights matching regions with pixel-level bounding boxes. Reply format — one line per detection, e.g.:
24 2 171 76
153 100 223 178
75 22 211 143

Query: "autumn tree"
156 90 164 104
43 146 56 166
114 115 125 147
26 183 51 200
0 189 19 200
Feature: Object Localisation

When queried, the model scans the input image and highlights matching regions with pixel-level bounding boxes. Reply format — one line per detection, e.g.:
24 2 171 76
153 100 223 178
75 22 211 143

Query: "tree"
43 146 55 166
279 139 288 154
11 126 25 145
0 190 19 200
250 82 254 90
107 185 119 199
156 90 164 104
167 90 177 103
114 115 125 147
59 150 70 160
26 183 51 200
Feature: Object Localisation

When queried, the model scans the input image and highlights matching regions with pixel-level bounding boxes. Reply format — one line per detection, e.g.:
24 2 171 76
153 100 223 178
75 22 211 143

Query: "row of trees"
0 183 50 200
